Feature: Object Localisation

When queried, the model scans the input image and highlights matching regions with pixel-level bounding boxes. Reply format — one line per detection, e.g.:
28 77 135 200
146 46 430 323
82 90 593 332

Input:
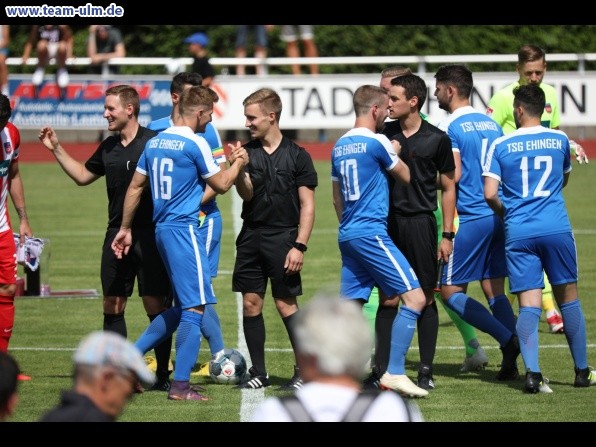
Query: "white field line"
231 189 265 422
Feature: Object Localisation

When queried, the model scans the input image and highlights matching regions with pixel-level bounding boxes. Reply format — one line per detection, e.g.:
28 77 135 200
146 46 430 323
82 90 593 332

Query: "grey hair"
293 295 372 378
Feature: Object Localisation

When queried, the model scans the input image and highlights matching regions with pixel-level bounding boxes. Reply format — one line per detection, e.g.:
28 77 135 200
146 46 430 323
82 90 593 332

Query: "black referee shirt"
85 126 158 229
382 120 454 215
241 136 318 229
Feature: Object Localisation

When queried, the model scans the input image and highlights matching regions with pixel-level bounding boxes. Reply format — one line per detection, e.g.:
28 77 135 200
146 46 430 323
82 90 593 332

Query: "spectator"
231 88 317 391
0 351 20 421
184 32 215 88
0 94 33 355
280 25 319 75
86 25 126 76
39 331 155 422
250 295 424 422
38 86 174 393
483 83 595 392
0 25 9 96
235 25 272 76
21 25 72 98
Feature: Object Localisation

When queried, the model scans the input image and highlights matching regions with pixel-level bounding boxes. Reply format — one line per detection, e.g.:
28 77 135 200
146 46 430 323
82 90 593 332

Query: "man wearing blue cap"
184 32 215 88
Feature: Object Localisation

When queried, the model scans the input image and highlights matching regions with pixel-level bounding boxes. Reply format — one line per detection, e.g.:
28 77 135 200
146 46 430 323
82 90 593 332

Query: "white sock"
56 68 69 88
32 67 45 86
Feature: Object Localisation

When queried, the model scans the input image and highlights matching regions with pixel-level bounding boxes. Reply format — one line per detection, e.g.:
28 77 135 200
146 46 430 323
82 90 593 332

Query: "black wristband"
292 242 308 252
442 232 455 241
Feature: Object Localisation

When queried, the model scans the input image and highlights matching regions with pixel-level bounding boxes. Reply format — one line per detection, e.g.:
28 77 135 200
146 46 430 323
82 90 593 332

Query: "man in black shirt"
378 74 457 391
38 85 173 392
230 88 318 391
86 25 125 75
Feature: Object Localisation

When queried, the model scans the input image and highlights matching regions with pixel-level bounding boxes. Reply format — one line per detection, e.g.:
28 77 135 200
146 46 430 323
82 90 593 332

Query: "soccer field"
6 160 596 422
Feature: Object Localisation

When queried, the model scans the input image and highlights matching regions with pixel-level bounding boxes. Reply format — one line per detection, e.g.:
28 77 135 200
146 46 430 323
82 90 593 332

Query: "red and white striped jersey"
0 122 20 233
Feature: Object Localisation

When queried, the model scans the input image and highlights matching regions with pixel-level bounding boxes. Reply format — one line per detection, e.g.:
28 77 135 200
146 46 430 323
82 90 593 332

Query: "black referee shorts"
232 226 302 299
101 227 171 298
387 213 437 290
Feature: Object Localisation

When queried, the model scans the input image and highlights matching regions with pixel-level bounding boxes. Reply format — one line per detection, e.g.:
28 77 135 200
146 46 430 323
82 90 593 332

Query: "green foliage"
8 25 596 76
5 159 596 422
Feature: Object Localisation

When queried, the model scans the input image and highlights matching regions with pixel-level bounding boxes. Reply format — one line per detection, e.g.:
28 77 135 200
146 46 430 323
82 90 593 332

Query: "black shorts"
101 227 171 298
387 213 437 290
232 226 302 299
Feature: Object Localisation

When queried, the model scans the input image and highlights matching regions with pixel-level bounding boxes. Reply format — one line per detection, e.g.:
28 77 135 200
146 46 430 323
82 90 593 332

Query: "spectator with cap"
86 25 126 76
39 331 155 422
184 32 215 88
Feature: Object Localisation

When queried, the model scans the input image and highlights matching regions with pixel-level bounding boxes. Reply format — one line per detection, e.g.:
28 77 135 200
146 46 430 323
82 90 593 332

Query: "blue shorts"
339 234 420 300
199 210 222 278
156 222 216 309
507 232 578 293
443 214 507 285
235 25 268 48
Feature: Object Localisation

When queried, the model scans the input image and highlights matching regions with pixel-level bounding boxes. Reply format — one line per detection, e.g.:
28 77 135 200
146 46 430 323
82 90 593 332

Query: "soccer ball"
209 348 248 385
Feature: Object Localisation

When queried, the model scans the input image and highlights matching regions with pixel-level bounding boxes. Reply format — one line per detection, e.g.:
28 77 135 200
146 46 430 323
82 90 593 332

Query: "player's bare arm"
38 126 98 186
285 185 315 275
8 163 32 242
228 142 253 200
332 181 343 222
483 176 503 219
112 171 147 259
389 157 410 185
207 147 248 194
438 170 456 261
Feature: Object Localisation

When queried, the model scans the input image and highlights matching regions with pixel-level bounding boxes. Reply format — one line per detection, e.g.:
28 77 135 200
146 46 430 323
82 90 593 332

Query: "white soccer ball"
209 348 248 385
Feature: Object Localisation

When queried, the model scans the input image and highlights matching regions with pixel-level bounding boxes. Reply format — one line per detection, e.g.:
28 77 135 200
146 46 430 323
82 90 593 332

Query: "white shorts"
47 41 59 59
280 25 314 42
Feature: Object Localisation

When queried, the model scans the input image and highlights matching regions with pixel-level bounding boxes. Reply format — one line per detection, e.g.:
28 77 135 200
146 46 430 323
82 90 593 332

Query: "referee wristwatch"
442 232 455 241
292 242 308 252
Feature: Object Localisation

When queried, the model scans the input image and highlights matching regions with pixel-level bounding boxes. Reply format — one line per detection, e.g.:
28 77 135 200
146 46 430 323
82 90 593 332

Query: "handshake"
570 140 589 164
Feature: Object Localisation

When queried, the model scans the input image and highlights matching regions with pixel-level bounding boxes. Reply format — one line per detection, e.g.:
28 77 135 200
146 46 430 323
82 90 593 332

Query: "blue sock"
517 307 541 372
135 307 181 354
560 299 588 369
386 306 420 375
173 310 203 381
488 294 517 334
447 292 512 346
201 304 225 356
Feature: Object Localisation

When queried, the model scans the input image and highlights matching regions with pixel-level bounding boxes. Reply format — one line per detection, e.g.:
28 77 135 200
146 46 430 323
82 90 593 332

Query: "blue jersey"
439 106 504 223
484 125 572 242
137 126 221 225
148 117 225 215
331 128 399 241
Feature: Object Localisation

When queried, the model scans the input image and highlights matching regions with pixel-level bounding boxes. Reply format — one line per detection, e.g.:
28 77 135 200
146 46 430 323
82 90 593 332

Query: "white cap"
73 331 155 386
